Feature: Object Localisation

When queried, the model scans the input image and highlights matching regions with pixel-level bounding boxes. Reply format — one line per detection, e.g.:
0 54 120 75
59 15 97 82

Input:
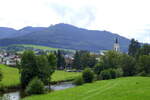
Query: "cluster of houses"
0 51 21 66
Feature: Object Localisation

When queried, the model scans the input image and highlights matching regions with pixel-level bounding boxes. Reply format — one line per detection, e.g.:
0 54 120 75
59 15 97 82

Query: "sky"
0 0 150 43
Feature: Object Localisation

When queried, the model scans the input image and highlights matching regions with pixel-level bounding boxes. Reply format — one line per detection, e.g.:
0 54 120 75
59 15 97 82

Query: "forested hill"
0 23 130 52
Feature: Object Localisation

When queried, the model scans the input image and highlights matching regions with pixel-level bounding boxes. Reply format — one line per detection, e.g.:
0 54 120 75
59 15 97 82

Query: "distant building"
113 38 120 52
0 51 21 66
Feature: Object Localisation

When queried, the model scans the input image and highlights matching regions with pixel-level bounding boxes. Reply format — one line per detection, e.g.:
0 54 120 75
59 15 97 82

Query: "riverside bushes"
73 76 84 86
25 77 45 95
0 68 2 81
100 69 119 80
82 68 94 83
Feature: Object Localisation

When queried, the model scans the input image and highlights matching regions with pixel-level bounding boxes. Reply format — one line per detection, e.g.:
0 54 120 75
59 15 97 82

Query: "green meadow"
21 44 58 51
52 70 81 82
0 65 80 88
23 77 150 100
18 44 75 52
0 64 20 88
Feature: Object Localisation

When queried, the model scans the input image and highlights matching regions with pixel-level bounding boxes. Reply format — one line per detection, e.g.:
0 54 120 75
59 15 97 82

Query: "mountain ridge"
0 23 130 52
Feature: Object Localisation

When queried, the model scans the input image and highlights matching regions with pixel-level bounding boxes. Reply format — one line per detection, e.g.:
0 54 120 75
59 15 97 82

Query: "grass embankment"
23 77 150 100
0 65 80 89
0 65 20 88
52 71 81 82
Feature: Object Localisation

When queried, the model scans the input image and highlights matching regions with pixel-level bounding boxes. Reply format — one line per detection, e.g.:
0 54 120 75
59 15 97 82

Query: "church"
113 38 120 52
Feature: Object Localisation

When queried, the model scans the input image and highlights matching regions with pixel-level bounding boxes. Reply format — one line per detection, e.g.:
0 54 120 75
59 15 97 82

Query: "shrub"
109 69 117 79
73 76 84 86
137 71 146 76
25 77 45 95
115 68 123 77
100 69 111 80
82 68 94 83
0 69 2 81
94 63 104 75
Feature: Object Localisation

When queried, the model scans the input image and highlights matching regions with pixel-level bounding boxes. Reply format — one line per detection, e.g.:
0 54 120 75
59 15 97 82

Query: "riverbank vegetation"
0 64 81 91
23 77 150 100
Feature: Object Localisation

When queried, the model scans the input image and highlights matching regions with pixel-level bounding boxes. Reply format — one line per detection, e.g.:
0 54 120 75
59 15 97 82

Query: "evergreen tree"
47 53 57 74
72 51 81 69
73 50 96 70
128 39 141 57
56 50 66 69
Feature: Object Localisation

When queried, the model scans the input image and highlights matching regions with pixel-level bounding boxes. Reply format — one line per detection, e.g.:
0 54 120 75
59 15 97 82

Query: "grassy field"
23 77 150 100
18 44 75 52
0 65 20 88
0 65 80 88
52 71 81 82
21 44 58 51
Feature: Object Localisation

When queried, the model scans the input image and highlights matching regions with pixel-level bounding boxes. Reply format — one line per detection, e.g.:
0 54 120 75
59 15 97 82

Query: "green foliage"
120 54 136 76
128 39 141 57
115 68 123 77
72 51 81 69
73 50 97 69
73 76 84 86
137 55 150 75
109 69 117 79
82 68 94 83
99 68 118 80
94 62 104 75
20 50 56 88
0 68 2 81
47 53 57 74
25 77 45 95
56 50 66 69
137 71 147 76
36 55 51 84
102 51 121 69
21 50 37 88
136 44 150 58
100 69 111 80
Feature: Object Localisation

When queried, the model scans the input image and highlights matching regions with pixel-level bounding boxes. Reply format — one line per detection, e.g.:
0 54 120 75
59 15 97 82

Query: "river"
0 82 75 100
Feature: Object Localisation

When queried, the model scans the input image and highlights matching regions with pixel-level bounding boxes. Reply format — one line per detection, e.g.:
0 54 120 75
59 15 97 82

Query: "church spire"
115 37 118 43
113 37 120 52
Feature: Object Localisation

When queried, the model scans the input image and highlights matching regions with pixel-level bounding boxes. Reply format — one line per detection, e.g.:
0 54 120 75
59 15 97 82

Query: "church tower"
113 38 120 52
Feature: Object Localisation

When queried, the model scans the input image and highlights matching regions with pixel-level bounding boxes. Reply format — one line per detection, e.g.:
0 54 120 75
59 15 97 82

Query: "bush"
137 71 147 76
115 68 123 77
73 76 84 86
109 69 117 79
25 77 45 95
100 69 111 80
82 68 94 83
0 69 2 81
94 63 104 75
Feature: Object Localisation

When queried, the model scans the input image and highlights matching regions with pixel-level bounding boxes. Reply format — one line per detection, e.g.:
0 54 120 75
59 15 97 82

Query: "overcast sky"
0 0 150 43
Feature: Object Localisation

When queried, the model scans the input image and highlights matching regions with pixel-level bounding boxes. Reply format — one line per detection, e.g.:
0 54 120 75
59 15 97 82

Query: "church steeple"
113 37 120 52
115 38 118 44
